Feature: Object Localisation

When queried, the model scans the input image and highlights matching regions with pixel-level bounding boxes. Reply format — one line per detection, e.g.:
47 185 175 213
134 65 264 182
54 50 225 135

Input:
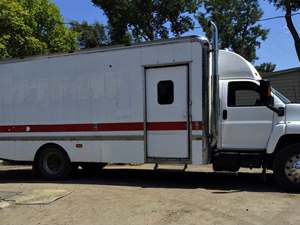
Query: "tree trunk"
284 0 300 62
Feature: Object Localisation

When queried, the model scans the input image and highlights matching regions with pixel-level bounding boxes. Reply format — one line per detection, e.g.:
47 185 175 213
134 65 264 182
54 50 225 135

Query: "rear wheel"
273 143 300 192
36 146 71 180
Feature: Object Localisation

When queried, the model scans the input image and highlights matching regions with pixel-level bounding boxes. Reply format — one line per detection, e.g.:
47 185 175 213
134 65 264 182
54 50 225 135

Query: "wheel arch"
273 134 300 156
266 123 285 154
267 134 300 170
34 143 70 163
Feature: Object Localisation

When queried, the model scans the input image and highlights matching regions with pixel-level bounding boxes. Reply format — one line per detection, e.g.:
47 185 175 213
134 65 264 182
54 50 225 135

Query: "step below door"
146 65 189 160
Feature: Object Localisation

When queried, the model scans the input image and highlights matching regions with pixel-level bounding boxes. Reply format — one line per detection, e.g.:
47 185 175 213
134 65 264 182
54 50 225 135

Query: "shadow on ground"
0 165 285 193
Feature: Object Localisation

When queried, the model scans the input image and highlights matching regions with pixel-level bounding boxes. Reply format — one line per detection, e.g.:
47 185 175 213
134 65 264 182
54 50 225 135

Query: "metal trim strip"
0 134 202 142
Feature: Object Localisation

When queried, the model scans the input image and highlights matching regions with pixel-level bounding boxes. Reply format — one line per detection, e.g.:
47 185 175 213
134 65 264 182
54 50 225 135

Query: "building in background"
262 67 300 103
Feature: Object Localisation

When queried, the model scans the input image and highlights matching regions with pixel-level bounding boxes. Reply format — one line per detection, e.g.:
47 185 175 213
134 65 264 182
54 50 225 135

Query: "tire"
273 143 300 192
36 146 71 180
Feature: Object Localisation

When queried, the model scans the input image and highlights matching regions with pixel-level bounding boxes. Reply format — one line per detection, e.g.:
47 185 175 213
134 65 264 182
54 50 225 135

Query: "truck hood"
286 104 300 122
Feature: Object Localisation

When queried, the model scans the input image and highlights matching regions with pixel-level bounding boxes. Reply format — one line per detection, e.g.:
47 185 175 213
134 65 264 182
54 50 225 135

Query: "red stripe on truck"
0 121 202 133
148 121 203 131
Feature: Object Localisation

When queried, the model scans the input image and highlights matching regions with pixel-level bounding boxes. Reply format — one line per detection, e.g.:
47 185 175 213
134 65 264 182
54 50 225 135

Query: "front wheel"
273 143 300 192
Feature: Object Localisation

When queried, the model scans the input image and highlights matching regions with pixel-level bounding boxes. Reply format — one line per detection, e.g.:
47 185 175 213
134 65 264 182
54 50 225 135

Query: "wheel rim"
42 152 64 175
284 154 300 184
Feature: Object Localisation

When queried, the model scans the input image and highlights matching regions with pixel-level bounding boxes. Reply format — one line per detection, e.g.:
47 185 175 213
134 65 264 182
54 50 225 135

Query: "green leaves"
70 21 109 49
92 0 273 64
268 0 300 11
0 0 283 66
255 62 277 74
0 0 78 60
196 0 269 63
92 0 200 43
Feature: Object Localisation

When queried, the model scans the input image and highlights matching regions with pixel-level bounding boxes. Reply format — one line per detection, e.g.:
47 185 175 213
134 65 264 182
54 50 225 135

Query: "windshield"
272 88 291 104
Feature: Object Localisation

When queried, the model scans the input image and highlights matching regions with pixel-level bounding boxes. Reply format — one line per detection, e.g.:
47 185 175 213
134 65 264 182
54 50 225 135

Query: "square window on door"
157 80 174 105
228 81 262 107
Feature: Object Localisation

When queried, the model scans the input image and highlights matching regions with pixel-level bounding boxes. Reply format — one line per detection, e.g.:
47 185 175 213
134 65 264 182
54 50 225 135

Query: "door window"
157 80 174 105
228 81 262 107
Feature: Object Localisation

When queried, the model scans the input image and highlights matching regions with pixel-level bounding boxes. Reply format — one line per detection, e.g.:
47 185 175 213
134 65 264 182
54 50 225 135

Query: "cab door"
220 80 274 149
145 65 189 160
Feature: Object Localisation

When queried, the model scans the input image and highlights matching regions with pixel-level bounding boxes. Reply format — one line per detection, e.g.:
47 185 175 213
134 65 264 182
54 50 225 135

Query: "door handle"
222 109 228 120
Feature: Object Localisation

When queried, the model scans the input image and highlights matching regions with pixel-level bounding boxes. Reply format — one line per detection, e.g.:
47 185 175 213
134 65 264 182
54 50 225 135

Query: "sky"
53 0 300 71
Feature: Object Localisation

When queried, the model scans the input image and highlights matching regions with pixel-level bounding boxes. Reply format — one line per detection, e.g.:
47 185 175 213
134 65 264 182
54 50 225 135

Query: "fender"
285 122 300 134
267 122 300 154
266 123 286 154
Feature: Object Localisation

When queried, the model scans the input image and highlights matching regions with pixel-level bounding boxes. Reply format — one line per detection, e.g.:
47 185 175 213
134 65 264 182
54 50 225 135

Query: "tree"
255 62 277 74
268 0 300 62
92 0 199 44
91 1 131 44
0 0 77 60
70 21 109 49
196 0 269 63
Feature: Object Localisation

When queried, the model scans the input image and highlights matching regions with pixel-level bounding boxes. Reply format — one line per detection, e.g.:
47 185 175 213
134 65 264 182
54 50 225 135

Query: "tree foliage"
268 0 300 62
196 0 269 63
70 21 109 49
255 62 277 74
92 0 199 43
0 0 77 60
268 0 300 10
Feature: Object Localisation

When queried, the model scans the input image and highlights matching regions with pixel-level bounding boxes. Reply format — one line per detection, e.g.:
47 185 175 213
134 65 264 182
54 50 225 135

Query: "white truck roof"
0 36 208 65
0 36 260 81
219 49 261 81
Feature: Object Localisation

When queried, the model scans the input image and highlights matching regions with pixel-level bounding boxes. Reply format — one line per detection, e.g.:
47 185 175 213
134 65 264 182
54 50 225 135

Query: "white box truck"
0 25 299 191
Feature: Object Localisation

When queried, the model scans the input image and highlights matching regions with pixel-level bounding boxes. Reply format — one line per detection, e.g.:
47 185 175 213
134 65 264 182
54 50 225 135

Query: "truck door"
145 65 189 160
220 80 274 149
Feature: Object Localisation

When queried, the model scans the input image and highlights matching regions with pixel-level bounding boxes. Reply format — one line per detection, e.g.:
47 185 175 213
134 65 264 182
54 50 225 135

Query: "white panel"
11 140 144 163
100 141 144 163
12 141 101 162
221 108 274 149
190 41 203 125
192 140 203 164
141 43 192 66
219 50 261 80
0 142 15 161
61 141 101 162
0 50 144 125
0 38 204 163
146 66 187 121
146 66 188 158
147 131 187 158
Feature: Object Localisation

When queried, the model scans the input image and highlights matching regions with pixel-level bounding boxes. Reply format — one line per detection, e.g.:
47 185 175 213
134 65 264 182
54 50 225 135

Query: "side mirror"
260 79 272 106
277 107 285 117
260 80 285 116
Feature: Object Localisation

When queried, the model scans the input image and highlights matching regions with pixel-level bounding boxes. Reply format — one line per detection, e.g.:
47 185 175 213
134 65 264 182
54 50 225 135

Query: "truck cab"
213 49 300 191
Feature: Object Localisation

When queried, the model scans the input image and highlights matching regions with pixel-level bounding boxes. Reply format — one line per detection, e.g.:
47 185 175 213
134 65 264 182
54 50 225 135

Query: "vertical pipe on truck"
209 21 220 149
202 40 211 163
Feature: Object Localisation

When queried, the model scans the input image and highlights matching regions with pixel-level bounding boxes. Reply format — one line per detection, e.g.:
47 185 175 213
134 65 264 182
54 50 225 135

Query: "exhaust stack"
209 21 219 149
